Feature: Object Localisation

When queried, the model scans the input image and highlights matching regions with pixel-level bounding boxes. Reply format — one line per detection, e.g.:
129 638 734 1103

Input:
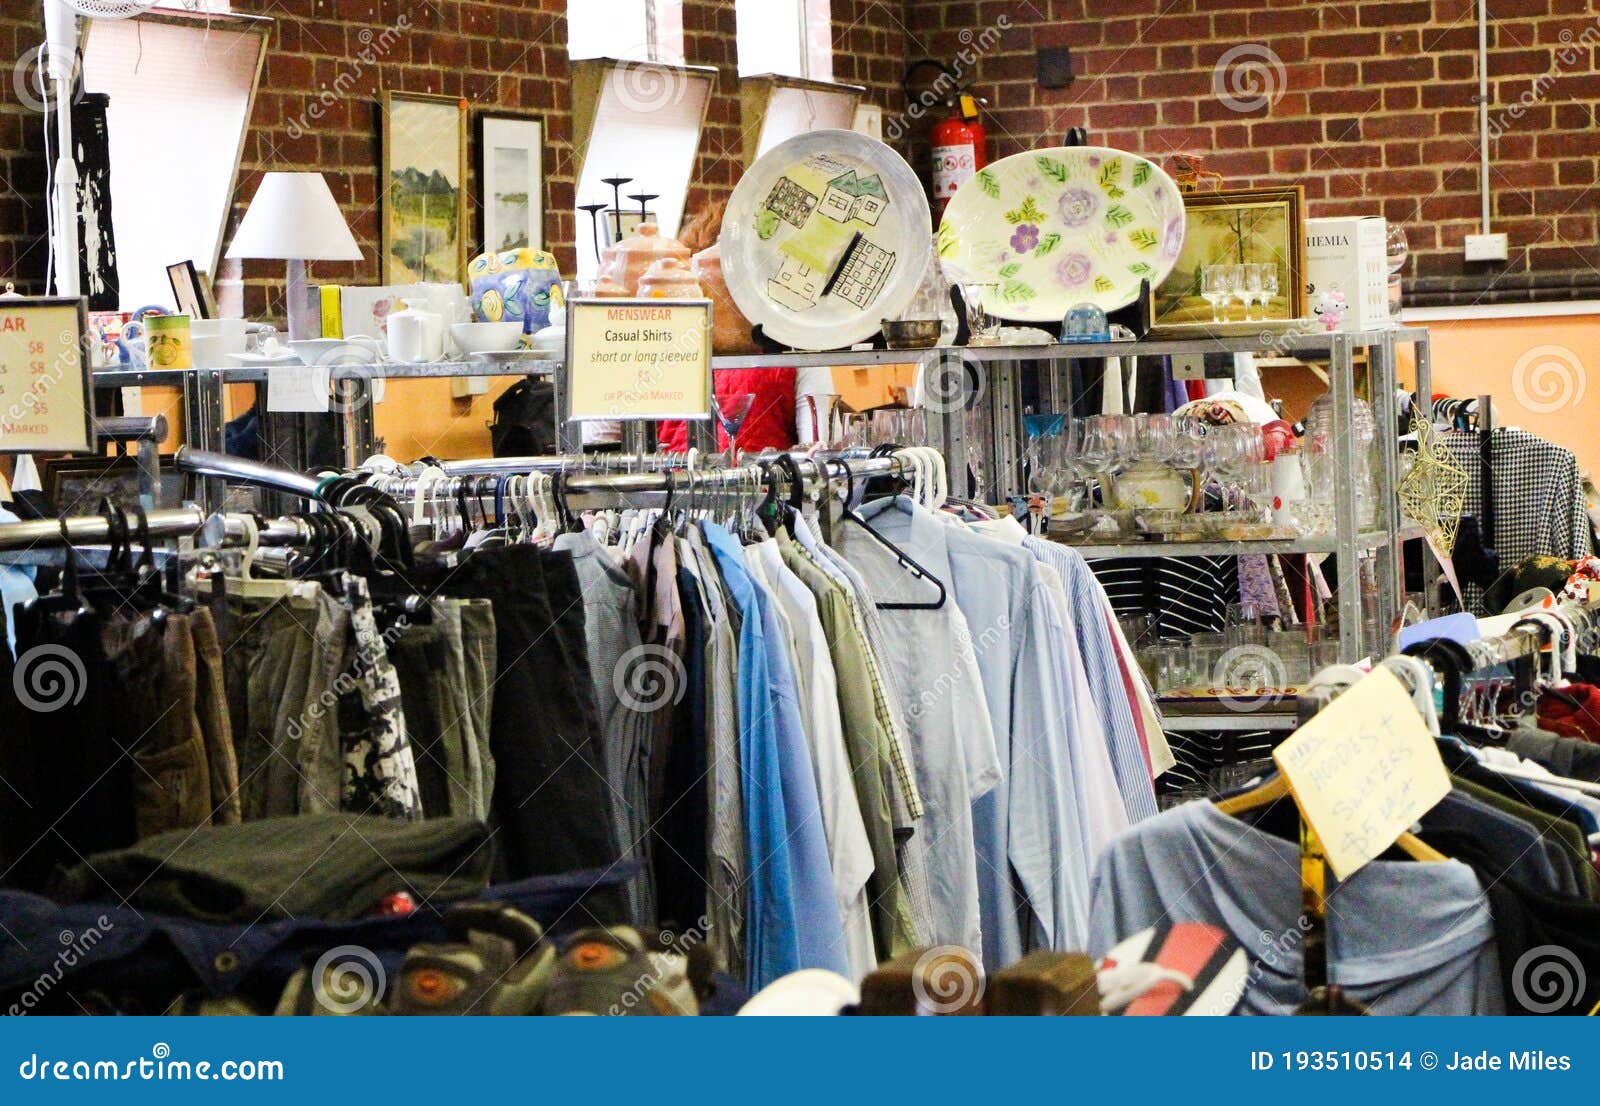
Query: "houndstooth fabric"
1441 427 1593 612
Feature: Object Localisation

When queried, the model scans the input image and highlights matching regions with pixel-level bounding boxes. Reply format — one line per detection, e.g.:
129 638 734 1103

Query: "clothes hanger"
838 460 947 610
1214 774 1447 862
222 515 320 603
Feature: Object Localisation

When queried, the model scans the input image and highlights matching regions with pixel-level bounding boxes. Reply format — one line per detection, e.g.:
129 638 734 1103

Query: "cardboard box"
1303 216 1389 332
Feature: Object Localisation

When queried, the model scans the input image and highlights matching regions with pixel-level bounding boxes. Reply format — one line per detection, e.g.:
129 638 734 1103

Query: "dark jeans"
423 547 624 893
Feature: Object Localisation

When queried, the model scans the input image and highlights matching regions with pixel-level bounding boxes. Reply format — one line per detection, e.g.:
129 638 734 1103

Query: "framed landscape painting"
1154 185 1305 325
477 112 544 253
381 91 467 284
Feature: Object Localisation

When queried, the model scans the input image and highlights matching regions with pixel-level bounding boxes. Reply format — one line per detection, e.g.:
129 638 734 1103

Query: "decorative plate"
722 129 932 351
937 146 1186 321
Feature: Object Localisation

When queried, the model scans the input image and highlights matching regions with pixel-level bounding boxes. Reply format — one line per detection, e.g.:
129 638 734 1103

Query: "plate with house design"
937 146 1186 321
722 129 932 351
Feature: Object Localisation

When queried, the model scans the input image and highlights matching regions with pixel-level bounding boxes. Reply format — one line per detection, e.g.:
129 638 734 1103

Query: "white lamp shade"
226 171 363 262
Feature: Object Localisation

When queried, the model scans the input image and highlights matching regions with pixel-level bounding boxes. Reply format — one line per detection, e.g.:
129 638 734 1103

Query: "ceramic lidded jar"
636 257 702 299
689 241 759 354
599 223 690 295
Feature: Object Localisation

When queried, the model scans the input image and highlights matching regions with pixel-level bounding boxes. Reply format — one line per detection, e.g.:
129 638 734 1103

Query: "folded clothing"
1537 684 1600 744
51 815 493 924
0 863 640 1013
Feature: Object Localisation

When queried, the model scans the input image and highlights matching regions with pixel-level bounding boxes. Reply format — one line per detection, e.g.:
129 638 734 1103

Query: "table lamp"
226 172 362 340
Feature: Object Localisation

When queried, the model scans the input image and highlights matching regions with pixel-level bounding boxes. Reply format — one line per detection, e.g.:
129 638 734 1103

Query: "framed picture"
380 91 468 285
1154 185 1305 325
38 455 182 515
166 260 210 319
476 112 544 254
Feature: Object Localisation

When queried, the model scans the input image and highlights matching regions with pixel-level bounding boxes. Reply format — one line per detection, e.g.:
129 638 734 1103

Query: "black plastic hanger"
839 462 946 610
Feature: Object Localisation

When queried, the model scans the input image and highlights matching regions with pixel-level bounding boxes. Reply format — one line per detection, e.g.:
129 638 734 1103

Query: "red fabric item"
1537 684 1600 743
1107 611 1153 776
1123 923 1228 1016
1185 379 1207 402
657 367 797 454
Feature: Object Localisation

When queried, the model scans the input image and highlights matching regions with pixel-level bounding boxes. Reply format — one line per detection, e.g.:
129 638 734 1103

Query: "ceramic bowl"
881 318 942 349
451 321 523 353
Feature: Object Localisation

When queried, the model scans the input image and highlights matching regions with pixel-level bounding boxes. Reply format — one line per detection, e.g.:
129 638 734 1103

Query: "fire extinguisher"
904 60 988 220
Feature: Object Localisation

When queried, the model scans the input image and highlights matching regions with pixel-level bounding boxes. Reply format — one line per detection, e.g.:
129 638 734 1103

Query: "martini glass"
712 392 756 468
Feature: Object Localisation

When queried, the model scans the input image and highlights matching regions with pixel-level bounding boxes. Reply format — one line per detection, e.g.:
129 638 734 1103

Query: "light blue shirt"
703 522 847 988
0 500 37 658
938 522 1093 966
1026 537 1160 823
834 498 1001 956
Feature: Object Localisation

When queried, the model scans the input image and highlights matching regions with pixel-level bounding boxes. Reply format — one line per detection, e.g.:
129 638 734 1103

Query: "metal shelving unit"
90 326 1431 661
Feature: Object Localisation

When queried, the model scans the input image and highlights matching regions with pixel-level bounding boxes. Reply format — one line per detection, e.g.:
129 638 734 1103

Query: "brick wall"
908 0 1600 304
0 0 911 314
5 1 1594 308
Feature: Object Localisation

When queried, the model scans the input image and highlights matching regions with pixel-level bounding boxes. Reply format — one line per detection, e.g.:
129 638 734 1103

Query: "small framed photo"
1154 185 1306 325
166 260 211 320
381 90 468 284
476 112 545 253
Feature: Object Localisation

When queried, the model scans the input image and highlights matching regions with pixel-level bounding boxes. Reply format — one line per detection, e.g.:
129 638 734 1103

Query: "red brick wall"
908 0 1600 304
0 0 911 314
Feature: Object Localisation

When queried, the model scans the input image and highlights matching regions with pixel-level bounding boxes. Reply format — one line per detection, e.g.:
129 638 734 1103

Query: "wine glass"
712 391 756 467
1134 412 1175 465
1225 264 1248 321
1201 265 1229 323
1240 263 1265 321
1385 224 1408 322
1259 264 1280 319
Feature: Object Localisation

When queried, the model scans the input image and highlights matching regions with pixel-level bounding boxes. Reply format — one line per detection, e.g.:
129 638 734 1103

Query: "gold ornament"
1398 415 1469 555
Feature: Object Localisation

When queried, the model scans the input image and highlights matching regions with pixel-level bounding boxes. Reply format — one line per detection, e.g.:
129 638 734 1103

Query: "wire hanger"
838 460 946 611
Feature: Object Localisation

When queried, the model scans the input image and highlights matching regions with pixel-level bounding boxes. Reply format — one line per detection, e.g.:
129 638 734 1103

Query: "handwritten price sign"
0 298 93 453
1272 666 1451 879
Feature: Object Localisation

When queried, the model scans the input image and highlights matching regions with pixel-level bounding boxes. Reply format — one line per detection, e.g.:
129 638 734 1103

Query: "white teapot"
386 298 445 363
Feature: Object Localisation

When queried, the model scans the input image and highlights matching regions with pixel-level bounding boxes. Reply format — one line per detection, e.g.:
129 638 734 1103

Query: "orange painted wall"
1396 315 1600 478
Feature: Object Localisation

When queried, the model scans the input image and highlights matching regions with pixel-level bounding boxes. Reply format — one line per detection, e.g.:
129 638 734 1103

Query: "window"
568 0 705 280
81 13 265 310
571 61 713 278
736 0 832 80
567 0 684 64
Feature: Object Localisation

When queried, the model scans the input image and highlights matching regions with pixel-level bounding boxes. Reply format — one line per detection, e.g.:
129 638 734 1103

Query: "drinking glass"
1385 224 1408 322
1226 264 1248 321
959 282 1000 344
712 391 756 466
1259 264 1280 318
1134 412 1176 465
1201 265 1229 323
1240 263 1265 321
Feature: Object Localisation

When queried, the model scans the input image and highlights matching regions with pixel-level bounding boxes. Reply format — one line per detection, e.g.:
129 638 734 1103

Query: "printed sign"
0 298 93 454
1272 666 1451 879
565 299 711 421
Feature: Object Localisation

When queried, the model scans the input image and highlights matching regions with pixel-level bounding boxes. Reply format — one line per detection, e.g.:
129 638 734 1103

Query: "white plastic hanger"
222 515 320 604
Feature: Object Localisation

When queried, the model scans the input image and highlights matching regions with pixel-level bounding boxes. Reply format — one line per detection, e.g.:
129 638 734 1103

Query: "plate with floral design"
936 146 1186 321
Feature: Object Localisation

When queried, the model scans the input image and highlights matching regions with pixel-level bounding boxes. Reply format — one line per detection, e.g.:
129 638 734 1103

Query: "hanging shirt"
777 529 920 962
683 528 746 978
1026 536 1169 815
702 522 848 987
751 538 877 981
939 521 1095 965
1088 801 1504 1015
834 497 1001 956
